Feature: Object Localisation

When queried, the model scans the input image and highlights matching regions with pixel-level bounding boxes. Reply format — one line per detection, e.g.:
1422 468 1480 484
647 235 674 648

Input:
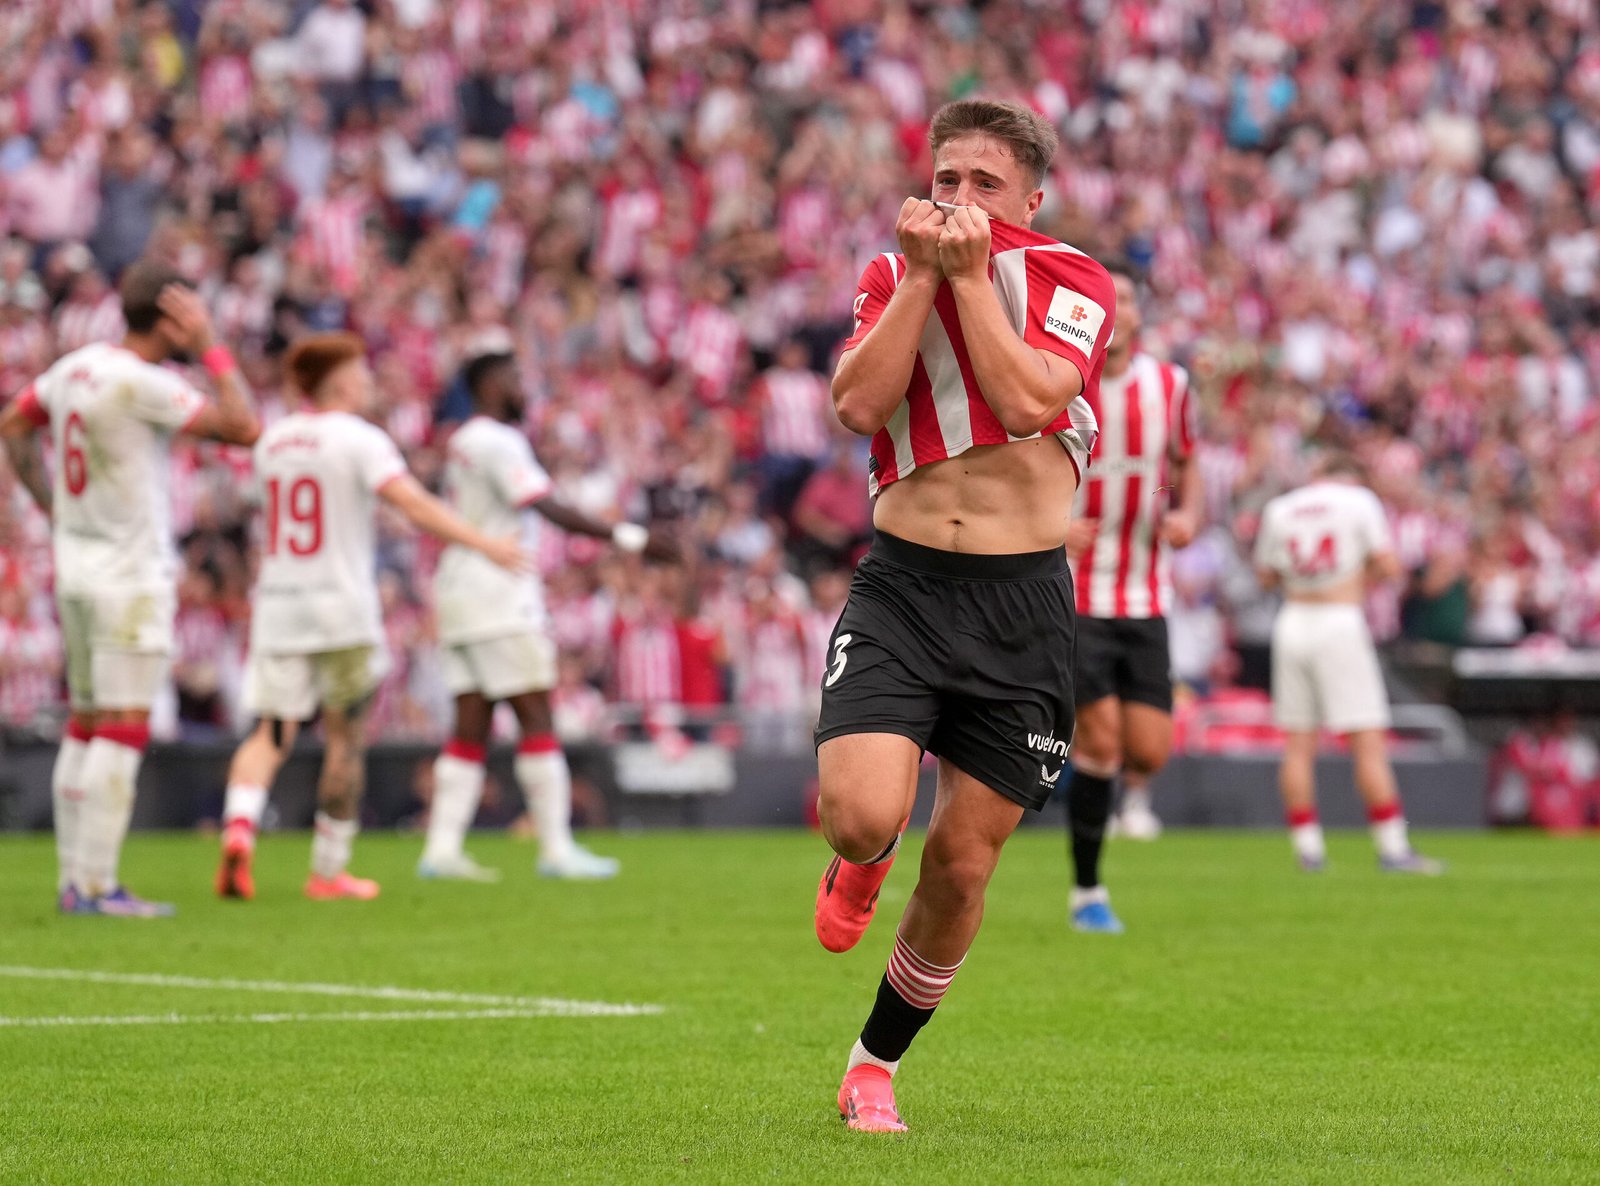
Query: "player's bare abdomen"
873 438 1079 554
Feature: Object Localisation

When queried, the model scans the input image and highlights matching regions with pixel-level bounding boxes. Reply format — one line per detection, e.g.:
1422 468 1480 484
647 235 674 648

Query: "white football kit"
1255 480 1395 733
243 409 407 720
433 416 555 700
18 343 207 709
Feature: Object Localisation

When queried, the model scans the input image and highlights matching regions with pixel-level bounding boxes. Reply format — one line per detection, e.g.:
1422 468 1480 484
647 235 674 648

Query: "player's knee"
1123 741 1169 780
917 848 993 916
818 789 901 863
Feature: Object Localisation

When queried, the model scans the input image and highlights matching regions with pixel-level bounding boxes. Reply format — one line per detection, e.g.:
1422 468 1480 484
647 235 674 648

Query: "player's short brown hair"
285 332 365 399
120 261 189 334
928 99 1059 188
1317 449 1366 481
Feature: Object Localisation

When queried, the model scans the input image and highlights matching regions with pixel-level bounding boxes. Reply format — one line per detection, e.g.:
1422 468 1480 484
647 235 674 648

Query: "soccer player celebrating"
418 351 675 882
1060 264 1202 934
0 262 260 916
813 99 1113 1133
1254 453 1442 875
215 333 525 902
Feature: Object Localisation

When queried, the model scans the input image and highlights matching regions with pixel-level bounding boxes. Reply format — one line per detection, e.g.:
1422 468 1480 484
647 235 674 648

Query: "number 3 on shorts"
825 633 853 687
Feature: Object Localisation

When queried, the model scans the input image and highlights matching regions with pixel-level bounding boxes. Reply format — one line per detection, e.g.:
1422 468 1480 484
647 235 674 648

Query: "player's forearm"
2 432 51 514
831 273 940 436
534 497 616 540
211 370 261 445
409 491 501 555
947 274 1079 438
194 346 261 446
1174 457 1204 520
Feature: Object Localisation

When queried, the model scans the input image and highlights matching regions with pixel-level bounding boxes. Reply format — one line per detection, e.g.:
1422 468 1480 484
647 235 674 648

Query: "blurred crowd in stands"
1 0 1599 754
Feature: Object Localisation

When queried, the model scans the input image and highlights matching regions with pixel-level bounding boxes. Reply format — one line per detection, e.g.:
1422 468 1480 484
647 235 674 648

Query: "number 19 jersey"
249 410 407 654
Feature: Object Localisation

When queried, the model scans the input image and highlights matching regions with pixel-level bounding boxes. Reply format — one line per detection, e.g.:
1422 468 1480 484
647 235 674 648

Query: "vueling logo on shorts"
1031 732 1071 789
1029 732 1071 758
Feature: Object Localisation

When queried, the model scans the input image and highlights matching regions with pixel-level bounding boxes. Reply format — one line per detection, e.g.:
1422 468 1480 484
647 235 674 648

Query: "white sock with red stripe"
52 721 93 892
222 783 268 850
515 735 573 862
424 740 486 865
1368 800 1409 860
311 812 357 880
78 722 150 898
1287 807 1325 864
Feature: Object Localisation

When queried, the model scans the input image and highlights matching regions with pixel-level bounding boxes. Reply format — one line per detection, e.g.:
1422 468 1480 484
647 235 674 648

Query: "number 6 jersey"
1254 479 1393 595
249 409 407 654
14 342 207 597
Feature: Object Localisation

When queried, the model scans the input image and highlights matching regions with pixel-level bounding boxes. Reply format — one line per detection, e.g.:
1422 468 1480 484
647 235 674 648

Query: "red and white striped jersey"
1073 353 1196 619
843 218 1111 498
52 293 125 354
758 366 830 459
611 611 681 706
0 614 61 726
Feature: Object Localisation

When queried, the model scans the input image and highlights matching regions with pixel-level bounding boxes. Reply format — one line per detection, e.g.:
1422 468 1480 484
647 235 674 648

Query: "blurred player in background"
1255 454 1442 875
0 262 260 916
1061 264 1201 934
814 100 1112 1133
215 333 524 902
418 351 675 883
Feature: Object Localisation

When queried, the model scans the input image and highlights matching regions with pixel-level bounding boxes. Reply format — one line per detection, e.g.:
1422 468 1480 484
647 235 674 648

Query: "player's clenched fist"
1065 517 1098 561
896 197 947 278
938 205 991 281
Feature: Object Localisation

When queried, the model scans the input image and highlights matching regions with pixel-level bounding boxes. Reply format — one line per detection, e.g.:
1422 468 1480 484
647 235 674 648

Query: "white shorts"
243 645 390 722
440 632 556 701
1271 603 1391 734
58 590 175 711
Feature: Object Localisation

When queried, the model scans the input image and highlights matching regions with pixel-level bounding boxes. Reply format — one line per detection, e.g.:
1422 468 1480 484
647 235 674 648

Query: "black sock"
1067 769 1115 889
858 975 936 1063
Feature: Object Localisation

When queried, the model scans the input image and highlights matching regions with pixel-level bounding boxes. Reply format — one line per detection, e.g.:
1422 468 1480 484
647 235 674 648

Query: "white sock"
1122 782 1152 816
1291 822 1327 863
222 783 268 848
846 1037 899 1078
1370 815 1410 860
516 741 573 861
1069 884 1109 910
51 730 91 892
311 812 358 880
423 750 486 865
78 732 146 898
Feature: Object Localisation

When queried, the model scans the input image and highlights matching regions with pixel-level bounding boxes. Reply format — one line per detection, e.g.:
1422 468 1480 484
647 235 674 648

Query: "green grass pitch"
0 827 1595 1184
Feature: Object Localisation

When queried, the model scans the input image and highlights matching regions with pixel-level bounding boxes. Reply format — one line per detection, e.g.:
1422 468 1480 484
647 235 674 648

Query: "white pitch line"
0 1008 599 1028
0 966 662 1017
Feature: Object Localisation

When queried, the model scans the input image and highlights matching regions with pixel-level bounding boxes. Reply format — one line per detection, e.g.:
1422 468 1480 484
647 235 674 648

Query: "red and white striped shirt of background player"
841 218 1112 499
1073 352 1196 621
757 365 830 459
52 294 124 355
676 300 744 405
295 191 366 296
0 609 61 726
611 609 682 707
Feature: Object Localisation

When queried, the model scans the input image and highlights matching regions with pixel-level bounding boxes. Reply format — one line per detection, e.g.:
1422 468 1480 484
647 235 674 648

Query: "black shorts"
814 531 1077 812
1074 615 1174 712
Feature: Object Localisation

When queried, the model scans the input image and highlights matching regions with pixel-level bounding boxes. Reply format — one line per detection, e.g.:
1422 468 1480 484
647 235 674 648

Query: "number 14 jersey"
1254 479 1393 595
250 409 407 654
